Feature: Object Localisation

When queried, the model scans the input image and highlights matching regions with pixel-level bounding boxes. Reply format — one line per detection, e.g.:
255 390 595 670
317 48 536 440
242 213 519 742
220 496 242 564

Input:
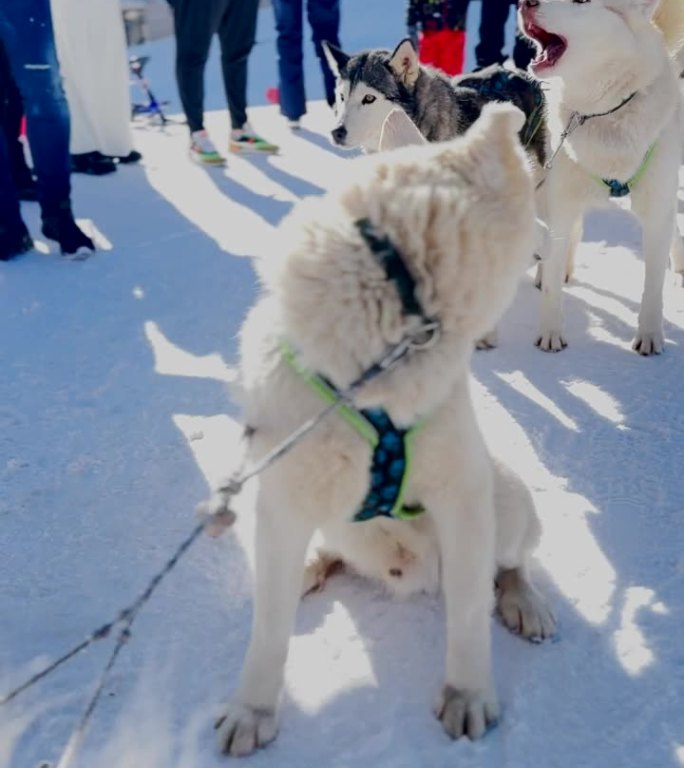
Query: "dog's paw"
434 685 499 741
632 329 664 356
475 329 498 351
497 581 557 642
535 329 567 352
215 703 278 757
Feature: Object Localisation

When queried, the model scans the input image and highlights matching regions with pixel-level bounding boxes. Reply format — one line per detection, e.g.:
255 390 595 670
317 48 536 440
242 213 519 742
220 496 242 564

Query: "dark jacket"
406 0 469 32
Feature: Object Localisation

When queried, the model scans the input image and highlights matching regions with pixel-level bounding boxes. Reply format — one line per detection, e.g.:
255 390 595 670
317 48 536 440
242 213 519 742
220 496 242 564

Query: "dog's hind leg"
495 563 556 642
631 202 675 355
216 490 315 757
669 225 684 287
492 459 556 641
631 125 681 355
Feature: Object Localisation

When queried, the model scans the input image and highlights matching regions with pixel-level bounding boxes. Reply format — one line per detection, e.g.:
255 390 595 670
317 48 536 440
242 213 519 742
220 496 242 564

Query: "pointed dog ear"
379 108 427 151
322 41 350 78
388 39 420 86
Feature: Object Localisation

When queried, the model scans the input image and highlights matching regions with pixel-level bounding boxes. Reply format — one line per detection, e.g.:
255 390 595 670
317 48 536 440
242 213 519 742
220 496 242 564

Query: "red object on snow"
266 87 280 105
419 29 465 76
20 116 27 137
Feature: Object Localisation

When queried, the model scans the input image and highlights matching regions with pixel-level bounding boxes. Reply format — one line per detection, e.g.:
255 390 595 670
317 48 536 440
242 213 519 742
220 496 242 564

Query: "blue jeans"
272 0 340 121
0 0 71 230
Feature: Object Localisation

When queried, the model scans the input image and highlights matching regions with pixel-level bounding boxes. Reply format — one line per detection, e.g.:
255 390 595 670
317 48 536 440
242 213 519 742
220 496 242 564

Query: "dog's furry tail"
654 0 684 54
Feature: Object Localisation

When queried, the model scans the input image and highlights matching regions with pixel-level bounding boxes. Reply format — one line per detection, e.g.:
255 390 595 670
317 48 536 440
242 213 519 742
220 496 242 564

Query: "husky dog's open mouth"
524 22 567 72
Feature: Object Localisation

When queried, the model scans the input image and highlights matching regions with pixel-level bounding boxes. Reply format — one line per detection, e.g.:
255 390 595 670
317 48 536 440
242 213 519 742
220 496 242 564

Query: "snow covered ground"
2 3 684 767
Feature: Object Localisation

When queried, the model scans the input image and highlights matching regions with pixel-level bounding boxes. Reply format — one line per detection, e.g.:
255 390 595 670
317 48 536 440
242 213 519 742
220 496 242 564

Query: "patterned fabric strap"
281 343 425 522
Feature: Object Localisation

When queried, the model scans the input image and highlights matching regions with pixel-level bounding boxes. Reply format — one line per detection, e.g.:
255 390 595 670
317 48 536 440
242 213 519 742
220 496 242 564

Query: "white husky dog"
210 104 555 757
520 0 684 353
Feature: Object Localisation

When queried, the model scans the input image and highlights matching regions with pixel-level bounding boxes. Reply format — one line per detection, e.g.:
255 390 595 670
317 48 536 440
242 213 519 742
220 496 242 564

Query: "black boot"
42 203 95 257
0 219 33 261
107 150 142 164
71 151 117 176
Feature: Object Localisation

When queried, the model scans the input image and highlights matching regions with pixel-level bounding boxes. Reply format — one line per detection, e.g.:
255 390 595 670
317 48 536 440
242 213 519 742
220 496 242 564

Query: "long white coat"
51 0 134 156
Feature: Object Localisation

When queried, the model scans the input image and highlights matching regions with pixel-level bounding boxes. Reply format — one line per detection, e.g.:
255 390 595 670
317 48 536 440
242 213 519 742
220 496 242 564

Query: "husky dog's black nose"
331 125 347 144
521 0 539 7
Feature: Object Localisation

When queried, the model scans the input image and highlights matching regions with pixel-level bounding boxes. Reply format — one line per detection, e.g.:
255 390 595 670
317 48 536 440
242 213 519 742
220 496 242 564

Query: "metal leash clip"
408 319 441 351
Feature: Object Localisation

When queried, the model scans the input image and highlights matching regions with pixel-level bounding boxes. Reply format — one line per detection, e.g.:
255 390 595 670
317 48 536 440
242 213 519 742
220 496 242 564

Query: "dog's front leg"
427 471 498 740
536 192 584 351
216 492 314 757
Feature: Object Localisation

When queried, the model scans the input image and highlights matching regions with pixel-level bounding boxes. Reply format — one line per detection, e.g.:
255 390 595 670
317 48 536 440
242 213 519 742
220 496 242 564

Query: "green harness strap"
281 344 378 447
593 142 657 198
281 343 426 521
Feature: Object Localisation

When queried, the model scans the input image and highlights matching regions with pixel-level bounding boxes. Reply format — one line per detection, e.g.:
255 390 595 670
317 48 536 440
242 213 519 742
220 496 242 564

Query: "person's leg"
1 0 92 255
418 29 440 70
0 40 35 197
306 0 340 107
474 0 510 69
1 2 70 216
0 41 30 260
217 0 259 130
0 129 30 259
173 0 220 133
427 28 465 76
272 0 305 121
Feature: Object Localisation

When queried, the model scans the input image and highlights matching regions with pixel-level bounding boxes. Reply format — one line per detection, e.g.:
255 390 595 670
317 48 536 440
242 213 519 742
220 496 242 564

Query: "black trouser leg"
306 0 340 108
217 0 258 130
0 40 32 188
173 0 223 133
474 0 511 69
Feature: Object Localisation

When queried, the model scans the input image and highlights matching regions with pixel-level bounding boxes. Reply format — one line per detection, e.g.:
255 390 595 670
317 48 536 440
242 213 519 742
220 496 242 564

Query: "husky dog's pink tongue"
520 2 567 73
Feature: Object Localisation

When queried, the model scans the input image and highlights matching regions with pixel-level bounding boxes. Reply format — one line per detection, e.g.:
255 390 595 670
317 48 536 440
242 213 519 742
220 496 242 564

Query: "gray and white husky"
323 38 547 170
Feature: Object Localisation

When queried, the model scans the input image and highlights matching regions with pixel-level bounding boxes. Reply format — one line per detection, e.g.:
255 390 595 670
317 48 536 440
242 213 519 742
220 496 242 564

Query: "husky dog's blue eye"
362 94 376 105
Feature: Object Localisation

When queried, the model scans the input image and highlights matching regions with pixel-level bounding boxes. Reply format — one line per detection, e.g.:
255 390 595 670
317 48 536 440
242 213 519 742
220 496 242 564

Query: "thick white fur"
523 0 684 353
213 104 555 757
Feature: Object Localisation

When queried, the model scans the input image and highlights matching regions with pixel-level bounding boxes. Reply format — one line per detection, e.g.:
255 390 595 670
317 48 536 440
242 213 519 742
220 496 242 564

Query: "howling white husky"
520 0 684 354
209 105 554 757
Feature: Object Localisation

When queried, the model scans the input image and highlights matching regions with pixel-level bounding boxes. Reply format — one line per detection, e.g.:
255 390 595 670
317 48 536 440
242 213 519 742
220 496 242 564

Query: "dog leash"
536 91 637 190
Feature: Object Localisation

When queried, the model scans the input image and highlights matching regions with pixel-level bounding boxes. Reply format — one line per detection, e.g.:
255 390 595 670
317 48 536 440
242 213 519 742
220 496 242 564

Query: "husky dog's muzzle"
331 123 347 146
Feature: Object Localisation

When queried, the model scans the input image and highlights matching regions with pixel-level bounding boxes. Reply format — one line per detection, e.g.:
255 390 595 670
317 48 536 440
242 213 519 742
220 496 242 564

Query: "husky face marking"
324 41 418 152
332 80 396 151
